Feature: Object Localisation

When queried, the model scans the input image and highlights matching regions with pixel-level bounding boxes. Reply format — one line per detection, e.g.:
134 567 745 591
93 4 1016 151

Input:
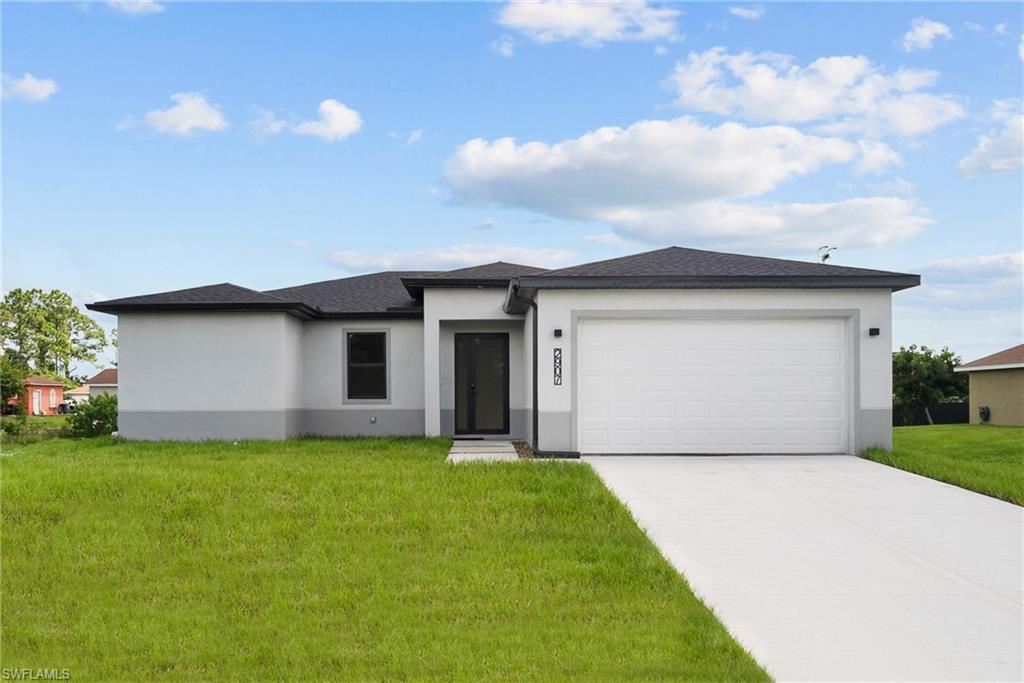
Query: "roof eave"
954 363 1024 373
515 274 921 292
400 277 515 297
85 301 320 320
315 310 423 320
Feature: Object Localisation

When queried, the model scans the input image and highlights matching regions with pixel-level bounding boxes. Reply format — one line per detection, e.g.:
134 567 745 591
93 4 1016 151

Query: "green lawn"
0 438 767 681
863 425 1024 505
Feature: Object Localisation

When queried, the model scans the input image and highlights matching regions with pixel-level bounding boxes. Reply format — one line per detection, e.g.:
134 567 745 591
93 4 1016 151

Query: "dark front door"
454 333 510 435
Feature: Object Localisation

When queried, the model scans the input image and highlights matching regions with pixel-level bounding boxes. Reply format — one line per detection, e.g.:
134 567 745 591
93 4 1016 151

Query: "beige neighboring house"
65 384 92 406
955 344 1024 426
85 368 118 398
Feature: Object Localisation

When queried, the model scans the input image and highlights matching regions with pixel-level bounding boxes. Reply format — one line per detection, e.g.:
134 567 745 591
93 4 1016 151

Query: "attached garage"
576 316 850 454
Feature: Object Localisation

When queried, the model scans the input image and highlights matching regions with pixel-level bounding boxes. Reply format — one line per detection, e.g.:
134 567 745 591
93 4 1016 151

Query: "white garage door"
577 317 848 454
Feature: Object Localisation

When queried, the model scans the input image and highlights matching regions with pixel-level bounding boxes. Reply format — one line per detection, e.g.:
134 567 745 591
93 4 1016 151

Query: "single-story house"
87 246 919 454
954 343 1024 426
85 368 118 398
17 375 65 416
65 384 92 406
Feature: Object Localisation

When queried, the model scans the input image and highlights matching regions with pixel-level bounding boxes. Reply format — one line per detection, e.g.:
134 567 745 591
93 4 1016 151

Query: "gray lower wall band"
537 411 572 452
857 408 892 452
120 407 891 452
298 409 424 437
120 410 290 441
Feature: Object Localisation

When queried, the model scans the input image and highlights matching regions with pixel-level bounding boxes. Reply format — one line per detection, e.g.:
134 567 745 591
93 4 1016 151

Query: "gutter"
954 363 1024 373
505 279 539 454
503 280 581 459
516 274 922 292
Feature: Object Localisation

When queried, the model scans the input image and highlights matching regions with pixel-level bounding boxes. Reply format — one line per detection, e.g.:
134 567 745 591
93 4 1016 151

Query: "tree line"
1 288 111 403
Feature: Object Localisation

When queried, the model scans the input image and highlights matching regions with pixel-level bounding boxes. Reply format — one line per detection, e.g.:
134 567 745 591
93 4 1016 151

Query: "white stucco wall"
302 320 424 410
119 311 299 412
533 288 893 452
423 288 523 435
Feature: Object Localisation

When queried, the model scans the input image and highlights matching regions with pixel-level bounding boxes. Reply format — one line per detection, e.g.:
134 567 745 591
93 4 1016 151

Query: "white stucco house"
88 247 919 454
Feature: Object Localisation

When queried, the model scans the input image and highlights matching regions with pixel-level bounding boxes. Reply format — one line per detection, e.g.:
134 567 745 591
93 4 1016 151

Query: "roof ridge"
540 245 910 277
263 270 437 293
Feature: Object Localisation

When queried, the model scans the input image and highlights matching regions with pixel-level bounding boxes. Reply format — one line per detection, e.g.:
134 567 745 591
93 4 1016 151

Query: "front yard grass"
863 425 1024 505
1 437 767 680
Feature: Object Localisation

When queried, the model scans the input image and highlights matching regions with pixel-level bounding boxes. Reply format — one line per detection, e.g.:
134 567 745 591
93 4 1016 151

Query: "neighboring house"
85 368 118 398
88 246 919 454
65 385 92 406
18 375 65 416
954 344 1024 426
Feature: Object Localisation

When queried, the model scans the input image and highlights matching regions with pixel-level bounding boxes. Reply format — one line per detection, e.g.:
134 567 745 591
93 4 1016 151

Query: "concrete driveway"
584 455 1023 682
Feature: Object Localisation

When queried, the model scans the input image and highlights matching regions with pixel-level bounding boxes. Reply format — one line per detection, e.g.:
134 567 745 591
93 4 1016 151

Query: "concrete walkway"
446 440 518 463
585 455 1023 682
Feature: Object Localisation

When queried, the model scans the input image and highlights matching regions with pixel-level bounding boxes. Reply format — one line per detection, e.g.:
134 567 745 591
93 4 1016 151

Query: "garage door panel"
577 318 849 454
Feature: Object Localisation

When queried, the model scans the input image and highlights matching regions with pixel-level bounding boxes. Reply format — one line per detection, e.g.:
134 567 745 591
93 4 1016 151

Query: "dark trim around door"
454 332 510 435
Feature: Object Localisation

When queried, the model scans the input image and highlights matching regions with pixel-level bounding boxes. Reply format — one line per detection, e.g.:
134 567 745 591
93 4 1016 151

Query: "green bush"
1 414 68 446
2 414 27 438
67 395 118 437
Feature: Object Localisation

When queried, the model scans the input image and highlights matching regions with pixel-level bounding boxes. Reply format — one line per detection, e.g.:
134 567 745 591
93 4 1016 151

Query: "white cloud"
901 251 1024 346
388 129 424 146
292 99 363 142
492 35 517 57
729 6 763 21
921 251 1023 285
957 104 1023 176
248 108 287 136
106 0 164 14
444 116 929 250
596 197 929 250
964 21 985 33
654 45 668 56
143 92 227 136
1 73 58 102
855 140 902 175
866 176 916 195
1019 33 1024 62
327 244 575 272
446 116 856 209
472 219 497 231
901 17 953 52
290 240 310 249
498 0 680 47
585 231 631 245
994 23 1008 36
667 47 965 137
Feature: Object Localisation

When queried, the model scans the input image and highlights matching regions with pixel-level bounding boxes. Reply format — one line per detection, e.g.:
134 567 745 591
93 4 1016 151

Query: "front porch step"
446 440 519 463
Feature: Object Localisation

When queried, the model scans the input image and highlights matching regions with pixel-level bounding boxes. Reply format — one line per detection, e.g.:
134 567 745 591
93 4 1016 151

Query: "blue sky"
3 1 1022 372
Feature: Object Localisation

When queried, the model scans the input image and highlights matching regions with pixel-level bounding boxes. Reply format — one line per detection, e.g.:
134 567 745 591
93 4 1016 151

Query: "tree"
892 345 969 424
1 355 26 404
0 289 108 383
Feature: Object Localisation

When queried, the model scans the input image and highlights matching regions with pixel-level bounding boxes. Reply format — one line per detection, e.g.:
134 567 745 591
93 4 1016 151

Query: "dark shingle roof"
538 246 908 278
88 246 920 319
264 271 431 315
87 282 318 318
91 283 295 307
958 344 1024 370
426 262 550 279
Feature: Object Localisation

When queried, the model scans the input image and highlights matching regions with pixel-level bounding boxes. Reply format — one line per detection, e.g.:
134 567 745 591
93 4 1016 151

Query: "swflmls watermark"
1 670 71 681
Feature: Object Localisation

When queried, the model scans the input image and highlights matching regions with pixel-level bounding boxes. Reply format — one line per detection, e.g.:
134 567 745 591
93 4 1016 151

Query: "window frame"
342 328 391 404
49 388 57 407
